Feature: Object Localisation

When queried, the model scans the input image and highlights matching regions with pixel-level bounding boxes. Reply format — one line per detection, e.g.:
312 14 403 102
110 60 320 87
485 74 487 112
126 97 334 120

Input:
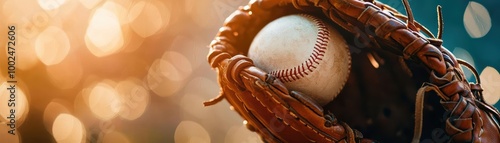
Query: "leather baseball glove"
204 0 500 142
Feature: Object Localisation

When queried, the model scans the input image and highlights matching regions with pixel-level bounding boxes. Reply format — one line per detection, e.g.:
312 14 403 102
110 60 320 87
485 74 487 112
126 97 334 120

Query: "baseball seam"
269 15 329 83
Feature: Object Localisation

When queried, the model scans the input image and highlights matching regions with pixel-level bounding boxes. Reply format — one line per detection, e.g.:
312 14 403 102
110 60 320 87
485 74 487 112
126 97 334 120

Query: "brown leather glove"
205 0 500 142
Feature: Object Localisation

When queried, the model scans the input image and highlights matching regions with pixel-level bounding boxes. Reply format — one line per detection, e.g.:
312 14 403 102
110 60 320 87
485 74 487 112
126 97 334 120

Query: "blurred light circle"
150 0 171 33
182 77 244 136
464 1 492 38
0 82 29 127
35 26 71 65
160 51 192 81
146 59 182 97
73 85 101 128
102 131 131 143
2 0 16 18
225 125 261 143
180 77 219 119
118 11 144 54
115 78 150 120
16 32 41 70
121 28 144 53
52 113 86 143
107 0 134 8
169 35 207 70
180 93 207 119
43 99 71 133
85 8 124 57
480 66 500 105
38 0 66 11
127 0 166 38
101 1 140 53
0 0 43 70
78 0 102 9
174 121 211 143
46 55 83 89
453 47 475 80
182 76 217 95
0 122 21 143
77 75 102 114
2 0 40 23
189 0 226 29
147 51 193 97
17 42 40 70
101 1 129 25
42 0 80 20
88 81 122 120
80 80 97 109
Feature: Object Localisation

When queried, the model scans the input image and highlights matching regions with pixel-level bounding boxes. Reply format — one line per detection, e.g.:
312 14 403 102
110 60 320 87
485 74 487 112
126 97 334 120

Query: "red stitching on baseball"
270 15 330 83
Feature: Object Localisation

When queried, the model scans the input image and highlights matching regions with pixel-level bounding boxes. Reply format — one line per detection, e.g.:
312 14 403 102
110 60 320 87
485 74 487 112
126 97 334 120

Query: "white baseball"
248 14 351 106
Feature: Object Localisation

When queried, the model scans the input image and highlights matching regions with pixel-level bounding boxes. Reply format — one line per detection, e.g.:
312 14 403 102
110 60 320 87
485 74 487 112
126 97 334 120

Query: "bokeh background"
0 0 498 142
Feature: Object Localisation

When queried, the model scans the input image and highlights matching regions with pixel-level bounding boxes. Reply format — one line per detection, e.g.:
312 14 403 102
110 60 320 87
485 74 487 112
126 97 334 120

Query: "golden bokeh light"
1 0 15 18
169 35 208 70
2 0 40 23
121 27 144 53
43 99 71 133
102 131 131 143
35 26 71 65
115 78 150 120
174 120 211 143
0 122 21 143
42 0 80 20
147 51 192 97
0 82 29 127
480 66 500 105
37 0 66 11
73 86 99 127
146 59 182 97
187 0 245 29
180 77 219 119
225 125 261 143
79 77 98 108
85 7 124 57
115 0 145 54
2 0 48 70
15 33 41 70
88 81 122 120
180 92 207 119
46 55 83 89
52 113 86 143
128 0 167 38
184 77 219 99
1 8 46 69
179 76 243 140
160 51 192 81
17 41 40 70
149 0 171 33
78 0 102 9
101 1 129 25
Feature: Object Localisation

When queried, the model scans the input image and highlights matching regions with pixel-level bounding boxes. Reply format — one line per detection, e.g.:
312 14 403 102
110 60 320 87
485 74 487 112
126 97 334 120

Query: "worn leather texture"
205 0 500 142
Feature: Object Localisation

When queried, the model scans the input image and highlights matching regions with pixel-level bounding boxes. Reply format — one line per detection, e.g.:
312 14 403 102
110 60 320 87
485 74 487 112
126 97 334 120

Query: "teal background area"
378 0 500 108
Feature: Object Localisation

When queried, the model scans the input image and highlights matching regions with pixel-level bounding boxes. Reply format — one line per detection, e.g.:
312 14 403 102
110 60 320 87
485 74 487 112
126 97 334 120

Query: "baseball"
248 14 351 106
